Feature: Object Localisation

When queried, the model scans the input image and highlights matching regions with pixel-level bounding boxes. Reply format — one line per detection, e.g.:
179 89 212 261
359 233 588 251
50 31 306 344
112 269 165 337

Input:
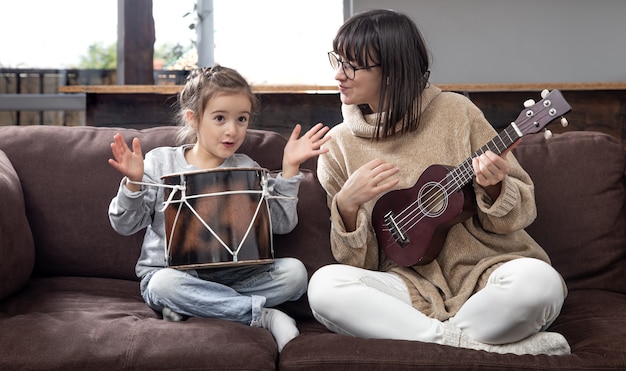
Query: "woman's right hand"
108 133 144 190
335 158 399 231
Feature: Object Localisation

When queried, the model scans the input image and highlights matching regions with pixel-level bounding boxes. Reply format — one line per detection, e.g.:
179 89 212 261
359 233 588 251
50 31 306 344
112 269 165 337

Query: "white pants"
307 258 566 345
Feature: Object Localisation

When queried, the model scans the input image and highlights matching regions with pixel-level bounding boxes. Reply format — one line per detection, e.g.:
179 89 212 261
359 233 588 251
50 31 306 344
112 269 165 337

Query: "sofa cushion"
0 276 277 370
0 126 290 280
512 131 626 293
281 288 626 370
0 150 35 300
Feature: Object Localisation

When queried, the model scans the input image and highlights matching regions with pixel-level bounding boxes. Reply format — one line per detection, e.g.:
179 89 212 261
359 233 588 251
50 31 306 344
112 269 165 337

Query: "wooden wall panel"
61 85 626 155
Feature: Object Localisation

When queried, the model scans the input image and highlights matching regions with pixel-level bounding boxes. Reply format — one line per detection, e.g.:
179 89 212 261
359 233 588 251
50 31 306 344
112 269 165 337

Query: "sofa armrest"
0 150 34 300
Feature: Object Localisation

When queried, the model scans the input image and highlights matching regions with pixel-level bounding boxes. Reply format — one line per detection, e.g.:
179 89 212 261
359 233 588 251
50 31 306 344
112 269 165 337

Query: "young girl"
108 65 330 352
307 9 570 355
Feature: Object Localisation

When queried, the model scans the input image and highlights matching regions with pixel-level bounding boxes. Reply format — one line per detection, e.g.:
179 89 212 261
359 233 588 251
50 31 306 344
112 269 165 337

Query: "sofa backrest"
0 125 623 297
0 126 321 281
512 131 626 294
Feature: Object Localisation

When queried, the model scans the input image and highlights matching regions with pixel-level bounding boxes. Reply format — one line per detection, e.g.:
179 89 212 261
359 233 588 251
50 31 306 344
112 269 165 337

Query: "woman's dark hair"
333 9 431 139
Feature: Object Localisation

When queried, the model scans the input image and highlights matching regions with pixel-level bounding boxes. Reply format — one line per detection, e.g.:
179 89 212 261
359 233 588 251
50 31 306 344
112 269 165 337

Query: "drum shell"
161 168 273 269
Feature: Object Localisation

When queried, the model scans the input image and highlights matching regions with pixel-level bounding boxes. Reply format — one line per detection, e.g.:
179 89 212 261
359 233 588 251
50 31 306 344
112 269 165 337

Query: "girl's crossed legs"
141 257 307 351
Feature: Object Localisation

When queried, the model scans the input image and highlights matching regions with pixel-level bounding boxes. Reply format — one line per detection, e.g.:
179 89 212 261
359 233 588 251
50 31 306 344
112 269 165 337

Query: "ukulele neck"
448 123 523 192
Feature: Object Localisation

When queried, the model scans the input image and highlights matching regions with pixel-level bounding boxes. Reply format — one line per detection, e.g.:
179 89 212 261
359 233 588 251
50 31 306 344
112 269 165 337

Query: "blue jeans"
140 257 307 326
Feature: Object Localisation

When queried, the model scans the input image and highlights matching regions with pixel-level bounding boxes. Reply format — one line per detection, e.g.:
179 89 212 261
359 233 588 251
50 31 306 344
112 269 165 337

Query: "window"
0 0 343 86
210 0 343 86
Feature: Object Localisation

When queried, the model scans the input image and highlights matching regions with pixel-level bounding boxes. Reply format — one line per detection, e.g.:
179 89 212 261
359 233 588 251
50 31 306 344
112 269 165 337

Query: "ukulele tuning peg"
544 129 553 140
560 117 569 127
524 99 536 108
541 89 550 98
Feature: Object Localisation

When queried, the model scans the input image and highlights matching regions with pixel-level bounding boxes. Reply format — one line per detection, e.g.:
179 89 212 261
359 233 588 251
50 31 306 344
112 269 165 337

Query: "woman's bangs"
335 23 378 66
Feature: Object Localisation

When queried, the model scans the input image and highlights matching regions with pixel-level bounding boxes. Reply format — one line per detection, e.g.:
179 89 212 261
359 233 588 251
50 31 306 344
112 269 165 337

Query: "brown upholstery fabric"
513 131 626 293
0 150 34 300
0 126 290 280
0 276 277 370
275 170 335 319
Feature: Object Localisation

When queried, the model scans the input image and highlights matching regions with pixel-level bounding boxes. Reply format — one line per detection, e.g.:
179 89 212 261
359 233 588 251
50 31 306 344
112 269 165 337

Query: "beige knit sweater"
317 85 553 321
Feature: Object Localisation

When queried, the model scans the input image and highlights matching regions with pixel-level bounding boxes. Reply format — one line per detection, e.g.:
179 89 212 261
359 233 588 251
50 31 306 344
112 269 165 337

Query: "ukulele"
372 89 572 267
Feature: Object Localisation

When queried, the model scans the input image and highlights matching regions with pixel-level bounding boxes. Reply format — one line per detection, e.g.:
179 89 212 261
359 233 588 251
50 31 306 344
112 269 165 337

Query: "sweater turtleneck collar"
342 84 442 138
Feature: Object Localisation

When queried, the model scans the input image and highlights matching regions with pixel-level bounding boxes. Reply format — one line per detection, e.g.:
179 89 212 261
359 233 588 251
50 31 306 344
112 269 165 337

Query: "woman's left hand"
472 150 509 187
472 151 510 200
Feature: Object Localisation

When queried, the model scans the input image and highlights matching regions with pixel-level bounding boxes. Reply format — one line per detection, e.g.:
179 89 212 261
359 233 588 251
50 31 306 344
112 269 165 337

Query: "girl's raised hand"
108 133 145 187
282 123 331 178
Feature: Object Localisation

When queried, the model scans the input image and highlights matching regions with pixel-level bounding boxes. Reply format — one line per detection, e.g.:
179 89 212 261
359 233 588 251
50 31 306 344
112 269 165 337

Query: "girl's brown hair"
176 65 257 144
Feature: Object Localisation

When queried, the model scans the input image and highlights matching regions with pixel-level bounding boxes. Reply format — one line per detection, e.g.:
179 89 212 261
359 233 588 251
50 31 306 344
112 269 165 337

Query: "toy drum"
161 167 273 269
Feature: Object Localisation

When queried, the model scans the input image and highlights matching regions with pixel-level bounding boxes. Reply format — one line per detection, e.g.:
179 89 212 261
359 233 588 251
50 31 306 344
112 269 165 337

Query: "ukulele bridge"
383 211 409 247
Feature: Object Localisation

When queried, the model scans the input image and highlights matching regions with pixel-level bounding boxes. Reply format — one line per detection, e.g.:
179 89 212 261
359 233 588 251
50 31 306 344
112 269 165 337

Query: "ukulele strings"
385 125 523 235
386 106 555 235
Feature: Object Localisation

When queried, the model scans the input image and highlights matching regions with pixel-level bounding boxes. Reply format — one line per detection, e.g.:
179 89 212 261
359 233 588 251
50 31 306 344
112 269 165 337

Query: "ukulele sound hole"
418 182 448 218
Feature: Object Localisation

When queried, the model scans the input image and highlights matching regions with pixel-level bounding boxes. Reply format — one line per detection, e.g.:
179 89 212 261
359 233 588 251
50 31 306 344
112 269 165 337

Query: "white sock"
442 321 571 355
162 307 184 322
260 308 299 352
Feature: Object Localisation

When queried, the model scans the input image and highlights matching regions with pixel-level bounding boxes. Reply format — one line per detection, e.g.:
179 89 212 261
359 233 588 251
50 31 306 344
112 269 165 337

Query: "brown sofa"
0 124 624 370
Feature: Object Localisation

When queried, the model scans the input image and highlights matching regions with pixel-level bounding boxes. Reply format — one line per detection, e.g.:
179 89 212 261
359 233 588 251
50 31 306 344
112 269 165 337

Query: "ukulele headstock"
513 89 572 139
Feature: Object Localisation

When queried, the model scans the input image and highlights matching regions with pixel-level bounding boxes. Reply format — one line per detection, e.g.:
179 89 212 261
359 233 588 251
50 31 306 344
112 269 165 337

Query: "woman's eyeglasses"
328 52 380 80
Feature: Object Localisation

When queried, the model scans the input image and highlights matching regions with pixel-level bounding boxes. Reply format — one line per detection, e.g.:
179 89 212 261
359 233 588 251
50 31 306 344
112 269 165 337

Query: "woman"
307 9 570 355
